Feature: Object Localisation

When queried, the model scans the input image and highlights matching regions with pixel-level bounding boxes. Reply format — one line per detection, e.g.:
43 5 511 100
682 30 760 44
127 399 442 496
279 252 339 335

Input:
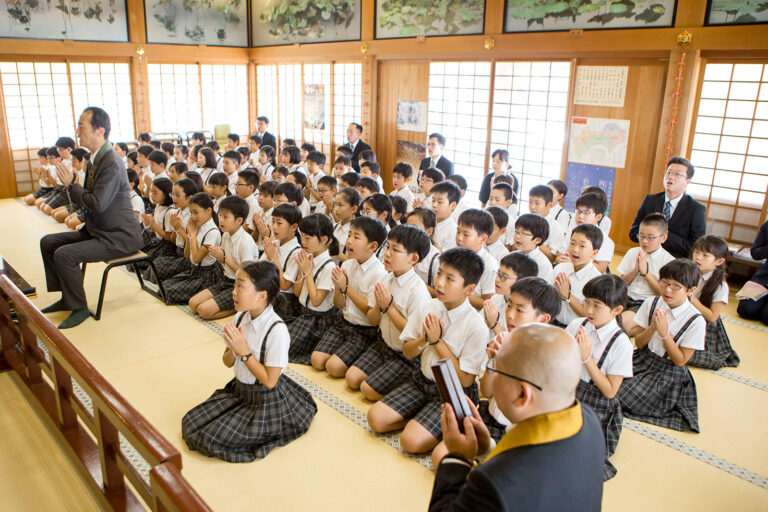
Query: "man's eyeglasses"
486 358 543 391
664 170 688 179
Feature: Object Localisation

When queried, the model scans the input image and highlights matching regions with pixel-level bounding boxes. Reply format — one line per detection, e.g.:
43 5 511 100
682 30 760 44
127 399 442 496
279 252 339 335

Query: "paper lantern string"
664 33 691 169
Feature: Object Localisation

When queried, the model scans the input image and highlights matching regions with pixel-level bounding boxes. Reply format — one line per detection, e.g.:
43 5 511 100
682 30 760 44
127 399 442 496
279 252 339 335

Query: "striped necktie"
663 200 672 221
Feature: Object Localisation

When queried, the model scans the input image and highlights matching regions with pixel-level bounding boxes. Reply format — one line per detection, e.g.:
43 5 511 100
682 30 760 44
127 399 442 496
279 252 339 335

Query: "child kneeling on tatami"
346 225 432 400
182 261 317 463
312 217 388 376
190 196 259 319
566 274 633 480
618 259 705 433
367 247 487 454
287 214 340 363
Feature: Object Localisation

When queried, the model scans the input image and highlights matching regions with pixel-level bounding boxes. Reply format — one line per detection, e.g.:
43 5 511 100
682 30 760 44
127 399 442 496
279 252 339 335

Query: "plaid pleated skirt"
32 186 53 199
44 186 68 209
181 376 317 463
352 336 417 396
142 234 178 262
207 276 236 311
625 297 647 313
381 366 479 439
163 263 224 305
314 317 380 367
148 247 190 282
274 293 301 324
687 317 740 370
617 347 699 433
577 380 623 480
478 400 508 444
287 306 341 364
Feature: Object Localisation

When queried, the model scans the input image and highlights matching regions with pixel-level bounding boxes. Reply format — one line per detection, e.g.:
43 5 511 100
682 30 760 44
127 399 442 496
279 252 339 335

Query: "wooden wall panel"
375 61 429 194
571 58 668 253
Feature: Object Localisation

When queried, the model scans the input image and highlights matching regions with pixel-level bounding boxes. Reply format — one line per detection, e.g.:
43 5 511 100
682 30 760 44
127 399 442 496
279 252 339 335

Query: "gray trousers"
40 228 125 310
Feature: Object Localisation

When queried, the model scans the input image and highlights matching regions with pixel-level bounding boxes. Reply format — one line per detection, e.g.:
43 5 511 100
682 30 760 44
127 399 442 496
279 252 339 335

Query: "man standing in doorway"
346 122 371 171
255 116 277 151
629 156 706 259
419 132 454 177
40 107 142 328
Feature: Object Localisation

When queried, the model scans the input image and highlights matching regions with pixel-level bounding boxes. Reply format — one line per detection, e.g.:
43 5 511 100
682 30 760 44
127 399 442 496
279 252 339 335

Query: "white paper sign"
574 66 628 108
568 117 630 169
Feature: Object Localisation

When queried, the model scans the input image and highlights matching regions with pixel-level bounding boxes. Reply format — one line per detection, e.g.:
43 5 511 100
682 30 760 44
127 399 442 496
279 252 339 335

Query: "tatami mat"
2 198 768 511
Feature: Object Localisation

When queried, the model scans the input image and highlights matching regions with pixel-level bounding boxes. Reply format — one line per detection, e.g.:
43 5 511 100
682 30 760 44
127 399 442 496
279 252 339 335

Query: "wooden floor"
1 197 767 511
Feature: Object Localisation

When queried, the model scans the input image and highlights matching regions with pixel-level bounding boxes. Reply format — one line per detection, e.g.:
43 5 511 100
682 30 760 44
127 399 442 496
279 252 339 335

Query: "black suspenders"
283 245 301 272
427 252 439 287
235 313 285 365
579 318 623 371
647 297 703 358
304 259 334 307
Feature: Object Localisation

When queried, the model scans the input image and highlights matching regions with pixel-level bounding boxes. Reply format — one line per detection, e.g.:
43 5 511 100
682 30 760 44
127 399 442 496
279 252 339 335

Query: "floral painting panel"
706 0 768 25
376 0 485 39
504 0 676 32
145 0 248 47
251 0 361 47
1 0 128 41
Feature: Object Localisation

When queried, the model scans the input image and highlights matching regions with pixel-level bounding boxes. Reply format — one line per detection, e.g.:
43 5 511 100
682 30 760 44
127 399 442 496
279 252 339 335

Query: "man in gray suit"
40 107 142 328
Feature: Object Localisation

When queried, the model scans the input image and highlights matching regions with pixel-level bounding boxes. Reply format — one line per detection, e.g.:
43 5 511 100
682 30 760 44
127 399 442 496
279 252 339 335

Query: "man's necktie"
663 200 672 221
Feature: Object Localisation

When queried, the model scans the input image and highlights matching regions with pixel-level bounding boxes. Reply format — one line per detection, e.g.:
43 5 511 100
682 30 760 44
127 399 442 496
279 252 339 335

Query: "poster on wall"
1 0 128 41
145 0 248 46
304 85 326 130
574 66 628 107
706 0 768 25
396 140 426 177
375 0 485 39
504 0 676 32
397 101 427 132
251 0 361 47
564 163 615 216
568 117 630 169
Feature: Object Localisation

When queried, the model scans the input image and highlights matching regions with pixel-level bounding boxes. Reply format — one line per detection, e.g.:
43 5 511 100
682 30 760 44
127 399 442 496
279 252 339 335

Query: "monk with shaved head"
429 324 604 512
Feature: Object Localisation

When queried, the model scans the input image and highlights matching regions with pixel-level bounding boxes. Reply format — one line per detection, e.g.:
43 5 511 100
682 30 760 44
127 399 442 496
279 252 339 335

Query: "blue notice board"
564 163 616 216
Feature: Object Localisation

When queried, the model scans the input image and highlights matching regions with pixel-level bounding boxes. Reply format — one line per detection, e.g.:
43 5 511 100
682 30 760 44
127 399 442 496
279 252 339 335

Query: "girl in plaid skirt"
182 261 317 463
619 259 706 433
689 236 740 369
286 214 340 364
161 193 223 304
139 178 177 260
260 204 303 323
567 275 634 480
146 178 196 283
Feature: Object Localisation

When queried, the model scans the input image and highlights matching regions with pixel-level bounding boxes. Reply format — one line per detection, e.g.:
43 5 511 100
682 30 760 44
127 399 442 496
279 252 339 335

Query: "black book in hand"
432 359 472 433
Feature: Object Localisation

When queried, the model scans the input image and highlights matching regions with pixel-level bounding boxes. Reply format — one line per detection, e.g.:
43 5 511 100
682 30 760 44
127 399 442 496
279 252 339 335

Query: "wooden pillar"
675 0 708 28
247 61 258 136
649 47 702 193
484 0 505 35
0 79 17 197
126 0 147 44
131 55 151 135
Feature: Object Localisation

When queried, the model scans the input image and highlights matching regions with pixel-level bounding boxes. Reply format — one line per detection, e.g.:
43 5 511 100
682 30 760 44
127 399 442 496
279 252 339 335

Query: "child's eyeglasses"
513 230 534 238
638 234 663 241
495 271 515 282
382 242 408 254
658 279 685 292
486 358 543 391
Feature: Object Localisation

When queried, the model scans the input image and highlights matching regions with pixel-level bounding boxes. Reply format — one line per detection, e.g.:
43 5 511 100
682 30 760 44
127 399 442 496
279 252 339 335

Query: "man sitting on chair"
40 107 142 329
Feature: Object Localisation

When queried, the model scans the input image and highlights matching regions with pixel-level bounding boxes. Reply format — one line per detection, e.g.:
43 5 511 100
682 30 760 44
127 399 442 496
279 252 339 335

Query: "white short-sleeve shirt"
414 244 441 288
298 198 311 217
297 250 336 312
130 190 145 214
151 205 173 240
551 261 603 325
308 171 323 206
565 318 633 382
616 247 675 300
174 207 191 249
341 255 387 326
516 247 553 282
393 187 415 211
487 293 508 341
435 217 457 252
227 171 239 195
551 204 572 233
194 218 222 266
485 239 509 264
450 197 469 223
695 272 729 304
503 204 519 247
232 306 289 384
634 297 706 356
473 247 500 298
401 298 487 381
221 227 260 279
199 167 218 185
265 237 301 280
415 192 433 210
544 211 568 255
245 194 262 231
334 221 352 257
368 269 431 352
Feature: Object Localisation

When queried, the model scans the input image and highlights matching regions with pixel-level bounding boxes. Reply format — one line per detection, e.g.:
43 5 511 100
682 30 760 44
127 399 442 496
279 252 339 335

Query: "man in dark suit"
40 107 142 329
629 156 706 259
255 115 277 151
419 133 454 177
429 324 604 512
345 122 371 171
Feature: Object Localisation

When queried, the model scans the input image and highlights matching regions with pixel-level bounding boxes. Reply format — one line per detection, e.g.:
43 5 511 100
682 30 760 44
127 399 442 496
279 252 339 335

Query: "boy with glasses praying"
511 213 553 282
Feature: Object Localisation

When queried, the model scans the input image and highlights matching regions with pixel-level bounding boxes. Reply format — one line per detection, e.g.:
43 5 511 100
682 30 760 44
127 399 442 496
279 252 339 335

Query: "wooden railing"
0 275 211 512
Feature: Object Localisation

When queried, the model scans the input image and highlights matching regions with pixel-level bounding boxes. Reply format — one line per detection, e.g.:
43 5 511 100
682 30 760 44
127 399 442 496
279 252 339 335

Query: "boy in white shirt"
312 217 388 376
551 224 603 327
446 174 469 223
456 208 499 310
528 184 567 261
333 155 352 181
430 181 460 252
234 169 262 234
305 151 327 209
481 252 538 340
405 208 441 296
367 247 487 454
512 213 553 282
347 224 432 400
617 213 675 314
486 182 518 250
548 179 572 232
413 167 444 211
484 206 509 263
314 175 337 218
220 149 241 196
556 192 614 273
360 161 385 192
391 162 415 211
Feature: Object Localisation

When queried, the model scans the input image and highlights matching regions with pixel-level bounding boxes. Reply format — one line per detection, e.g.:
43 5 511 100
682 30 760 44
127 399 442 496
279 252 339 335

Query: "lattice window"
303 63 332 156
147 64 202 135
1 62 75 194
688 61 768 244
333 62 362 148
427 61 492 206
69 62 135 143
491 61 571 212
256 65 278 139
277 64 302 143
200 64 249 137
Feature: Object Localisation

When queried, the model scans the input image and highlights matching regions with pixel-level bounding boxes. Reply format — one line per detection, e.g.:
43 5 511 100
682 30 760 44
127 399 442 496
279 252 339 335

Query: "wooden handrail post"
52 358 78 431
96 409 126 498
